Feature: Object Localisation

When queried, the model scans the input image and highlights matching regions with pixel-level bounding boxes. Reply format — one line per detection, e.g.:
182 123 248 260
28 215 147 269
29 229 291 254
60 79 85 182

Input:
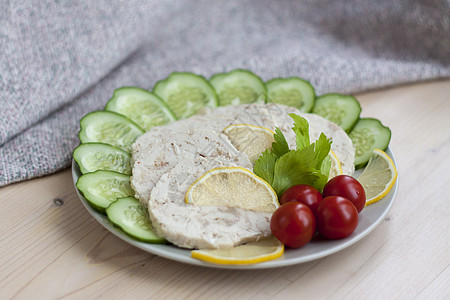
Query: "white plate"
72 148 398 269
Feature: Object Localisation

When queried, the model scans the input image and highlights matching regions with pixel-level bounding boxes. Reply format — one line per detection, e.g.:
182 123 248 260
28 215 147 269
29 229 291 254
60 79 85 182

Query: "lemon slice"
328 150 343 179
357 149 398 206
191 235 284 265
185 167 279 212
223 124 275 163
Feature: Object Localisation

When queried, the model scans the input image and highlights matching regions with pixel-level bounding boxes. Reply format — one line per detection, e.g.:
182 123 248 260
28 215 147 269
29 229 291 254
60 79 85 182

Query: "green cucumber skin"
313 93 362 133
106 197 166 244
78 110 144 153
76 170 133 214
210 69 267 106
73 142 131 175
349 118 391 169
265 77 316 112
153 72 219 119
105 87 177 131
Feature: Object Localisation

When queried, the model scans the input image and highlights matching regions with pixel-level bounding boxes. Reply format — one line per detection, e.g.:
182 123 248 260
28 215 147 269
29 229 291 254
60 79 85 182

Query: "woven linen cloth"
1 0 449 187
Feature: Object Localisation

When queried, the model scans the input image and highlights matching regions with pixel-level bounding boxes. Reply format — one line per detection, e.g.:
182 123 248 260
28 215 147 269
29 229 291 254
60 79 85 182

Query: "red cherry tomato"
315 196 358 239
323 175 366 213
270 202 316 248
280 184 323 215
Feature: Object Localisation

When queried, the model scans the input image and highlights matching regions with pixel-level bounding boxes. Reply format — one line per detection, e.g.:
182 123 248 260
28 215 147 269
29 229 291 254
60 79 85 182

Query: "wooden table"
1 79 449 299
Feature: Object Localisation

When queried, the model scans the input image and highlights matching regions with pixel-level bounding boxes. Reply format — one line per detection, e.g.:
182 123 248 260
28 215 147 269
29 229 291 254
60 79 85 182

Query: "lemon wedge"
328 150 343 179
357 149 398 206
223 124 275 163
191 235 284 265
185 167 279 213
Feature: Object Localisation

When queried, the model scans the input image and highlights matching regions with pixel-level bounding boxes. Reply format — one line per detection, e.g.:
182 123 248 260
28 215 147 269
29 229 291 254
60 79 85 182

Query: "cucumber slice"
105 87 177 131
106 197 166 243
76 170 134 213
79 111 144 152
349 118 391 169
210 69 266 106
266 77 315 112
73 143 131 175
153 72 218 119
312 93 361 132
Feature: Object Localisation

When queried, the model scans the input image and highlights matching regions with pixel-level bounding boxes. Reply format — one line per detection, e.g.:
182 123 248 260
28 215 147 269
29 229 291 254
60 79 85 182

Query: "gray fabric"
1 0 449 187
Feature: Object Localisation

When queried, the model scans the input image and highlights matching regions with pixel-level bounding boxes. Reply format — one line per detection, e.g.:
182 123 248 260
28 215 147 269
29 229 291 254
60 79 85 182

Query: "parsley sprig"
253 114 332 197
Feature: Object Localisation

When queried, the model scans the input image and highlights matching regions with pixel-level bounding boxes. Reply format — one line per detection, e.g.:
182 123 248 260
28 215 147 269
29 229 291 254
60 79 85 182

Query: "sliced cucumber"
106 197 166 243
266 77 315 112
105 87 177 131
153 72 218 119
79 110 144 153
76 170 134 213
73 143 131 175
349 118 391 169
312 93 361 132
210 69 266 106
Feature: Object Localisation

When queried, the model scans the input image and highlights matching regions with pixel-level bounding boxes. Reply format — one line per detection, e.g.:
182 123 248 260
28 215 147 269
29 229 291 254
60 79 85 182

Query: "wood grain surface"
1 79 449 300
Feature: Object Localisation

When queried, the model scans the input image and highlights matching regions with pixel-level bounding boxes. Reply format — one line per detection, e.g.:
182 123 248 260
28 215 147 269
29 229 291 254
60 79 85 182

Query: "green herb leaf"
271 149 324 197
320 155 332 179
314 133 332 169
271 127 290 158
253 114 333 196
289 113 310 149
253 149 277 185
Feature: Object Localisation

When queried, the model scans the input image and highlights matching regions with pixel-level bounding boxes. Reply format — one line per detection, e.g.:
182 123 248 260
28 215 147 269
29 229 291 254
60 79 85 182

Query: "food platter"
71 147 398 270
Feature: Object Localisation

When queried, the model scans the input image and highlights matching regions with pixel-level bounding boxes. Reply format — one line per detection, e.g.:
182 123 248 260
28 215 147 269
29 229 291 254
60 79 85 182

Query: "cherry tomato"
323 175 366 213
280 184 323 215
270 202 316 248
315 196 358 239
